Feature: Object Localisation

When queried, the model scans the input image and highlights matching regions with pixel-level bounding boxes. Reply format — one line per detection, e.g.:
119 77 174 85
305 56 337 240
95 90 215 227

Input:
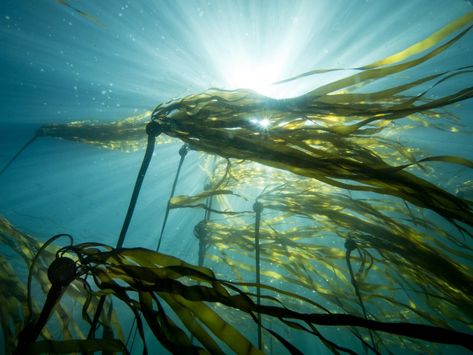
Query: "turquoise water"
1 1 473 354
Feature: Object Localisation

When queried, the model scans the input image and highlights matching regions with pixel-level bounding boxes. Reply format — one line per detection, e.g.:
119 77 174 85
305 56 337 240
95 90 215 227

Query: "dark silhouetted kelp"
2 221 472 353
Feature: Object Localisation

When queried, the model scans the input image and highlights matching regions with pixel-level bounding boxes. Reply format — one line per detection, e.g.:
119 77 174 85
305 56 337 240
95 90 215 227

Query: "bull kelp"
2 9 473 355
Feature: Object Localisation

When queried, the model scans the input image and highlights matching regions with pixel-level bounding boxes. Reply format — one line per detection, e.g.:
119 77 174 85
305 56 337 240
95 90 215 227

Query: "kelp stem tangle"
253 201 264 350
345 238 376 351
15 255 77 354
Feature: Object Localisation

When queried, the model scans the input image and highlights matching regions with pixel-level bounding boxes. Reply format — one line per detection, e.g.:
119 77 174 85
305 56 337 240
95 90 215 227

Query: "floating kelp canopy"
2 10 473 355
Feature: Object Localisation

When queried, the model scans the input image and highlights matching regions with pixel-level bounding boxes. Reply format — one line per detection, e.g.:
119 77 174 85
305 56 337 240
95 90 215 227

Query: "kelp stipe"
156 143 190 252
88 119 162 341
253 200 264 350
14 235 76 354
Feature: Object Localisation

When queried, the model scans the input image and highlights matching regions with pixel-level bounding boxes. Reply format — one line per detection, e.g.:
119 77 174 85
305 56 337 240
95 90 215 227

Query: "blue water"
1 1 473 354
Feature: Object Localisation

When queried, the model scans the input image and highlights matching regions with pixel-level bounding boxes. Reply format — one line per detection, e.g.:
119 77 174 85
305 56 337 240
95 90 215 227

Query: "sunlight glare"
226 63 283 97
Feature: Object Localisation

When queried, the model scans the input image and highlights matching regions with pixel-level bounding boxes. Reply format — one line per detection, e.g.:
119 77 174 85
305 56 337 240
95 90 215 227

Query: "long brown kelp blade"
275 11 473 86
152 85 473 227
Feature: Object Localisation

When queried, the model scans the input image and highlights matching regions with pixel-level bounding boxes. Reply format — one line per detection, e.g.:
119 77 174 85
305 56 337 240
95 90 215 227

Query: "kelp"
0 111 174 176
196 203 473 315
170 189 249 214
57 0 101 26
2 9 473 355
3 213 472 353
0 254 29 354
39 111 175 152
151 84 473 228
169 156 473 352
10 231 473 353
276 11 473 84
150 12 473 230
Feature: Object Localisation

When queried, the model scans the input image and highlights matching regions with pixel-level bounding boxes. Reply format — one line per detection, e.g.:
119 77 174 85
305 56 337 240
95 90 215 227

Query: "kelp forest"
1 10 473 355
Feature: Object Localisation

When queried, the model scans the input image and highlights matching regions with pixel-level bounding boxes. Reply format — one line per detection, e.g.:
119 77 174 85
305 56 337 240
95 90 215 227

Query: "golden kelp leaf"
170 189 237 207
138 291 203 353
170 189 248 214
169 294 263 354
160 293 225 354
276 11 473 87
0 255 28 354
364 11 473 68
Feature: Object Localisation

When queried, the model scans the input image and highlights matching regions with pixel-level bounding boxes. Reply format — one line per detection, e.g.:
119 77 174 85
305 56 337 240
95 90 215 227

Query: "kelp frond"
152 13 473 229
39 111 175 152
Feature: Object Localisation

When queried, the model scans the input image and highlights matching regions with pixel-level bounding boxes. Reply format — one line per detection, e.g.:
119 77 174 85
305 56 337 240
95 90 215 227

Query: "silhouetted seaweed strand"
345 237 377 351
0 128 41 176
156 143 189 251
